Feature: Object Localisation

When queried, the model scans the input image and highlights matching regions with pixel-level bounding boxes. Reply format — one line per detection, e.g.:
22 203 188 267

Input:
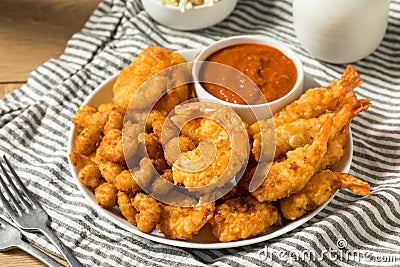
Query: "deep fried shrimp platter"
68 47 371 245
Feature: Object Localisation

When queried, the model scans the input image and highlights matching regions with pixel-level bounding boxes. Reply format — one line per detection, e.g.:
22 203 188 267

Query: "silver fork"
0 215 65 267
0 156 83 267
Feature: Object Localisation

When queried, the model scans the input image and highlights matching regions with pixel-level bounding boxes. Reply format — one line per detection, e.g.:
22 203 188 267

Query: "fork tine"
0 157 31 213
0 186 20 217
2 156 39 207
0 169 25 215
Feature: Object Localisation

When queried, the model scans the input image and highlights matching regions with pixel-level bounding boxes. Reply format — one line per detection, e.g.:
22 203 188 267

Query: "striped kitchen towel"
0 0 399 266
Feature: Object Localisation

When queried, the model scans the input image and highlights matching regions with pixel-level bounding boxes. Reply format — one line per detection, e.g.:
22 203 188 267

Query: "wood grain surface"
0 0 101 266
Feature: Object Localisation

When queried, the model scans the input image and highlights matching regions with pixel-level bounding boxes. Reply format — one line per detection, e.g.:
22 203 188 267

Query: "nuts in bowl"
192 35 305 124
141 0 238 30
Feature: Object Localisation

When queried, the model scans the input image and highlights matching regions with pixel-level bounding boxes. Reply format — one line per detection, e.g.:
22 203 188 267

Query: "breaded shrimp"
112 47 189 111
75 126 102 156
273 65 363 127
317 123 350 172
280 170 370 220
97 161 124 183
114 170 141 194
151 169 174 195
132 193 161 234
159 203 214 240
172 103 249 189
103 106 125 134
97 129 125 164
95 183 118 208
78 163 102 189
251 99 371 161
210 196 280 242
72 105 108 133
122 121 143 160
252 118 332 202
69 151 92 170
117 191 137 225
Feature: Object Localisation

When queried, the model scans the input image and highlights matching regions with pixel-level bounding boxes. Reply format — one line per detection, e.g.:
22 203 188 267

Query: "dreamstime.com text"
259 239 400 264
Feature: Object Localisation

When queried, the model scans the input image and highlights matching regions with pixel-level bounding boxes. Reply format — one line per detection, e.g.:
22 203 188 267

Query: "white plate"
67 49 353 249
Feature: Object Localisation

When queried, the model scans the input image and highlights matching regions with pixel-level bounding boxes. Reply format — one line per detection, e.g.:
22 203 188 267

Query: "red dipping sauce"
200 43 298 105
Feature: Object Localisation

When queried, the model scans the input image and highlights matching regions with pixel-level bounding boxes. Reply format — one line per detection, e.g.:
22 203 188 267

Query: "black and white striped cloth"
1 0 399 266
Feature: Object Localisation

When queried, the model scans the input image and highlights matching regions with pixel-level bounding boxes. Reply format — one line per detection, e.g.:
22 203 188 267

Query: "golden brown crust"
95 183 118 208
114 170 141 194
132 193 161 233
280 170 370 220
210 196 280 242
159 203 214 240
112 47 189 111
78 163 102 189
117 191 137 225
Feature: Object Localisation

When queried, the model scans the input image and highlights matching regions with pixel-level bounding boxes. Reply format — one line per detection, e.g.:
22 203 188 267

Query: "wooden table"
0 1 101 266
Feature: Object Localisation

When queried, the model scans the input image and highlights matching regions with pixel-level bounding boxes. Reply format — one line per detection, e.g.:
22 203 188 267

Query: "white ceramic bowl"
141 0 238 31
192 35 304 124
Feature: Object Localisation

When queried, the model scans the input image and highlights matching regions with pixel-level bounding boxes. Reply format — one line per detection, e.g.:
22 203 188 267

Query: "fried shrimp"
210 196 280 242
103 106 125 134
95 183 118 208
112 47 190 111
97 161 124 183
171 102 248 189
251 99 371 161
317 123 350 171
97 129 125 164
72 105 108 133
159 203 215 240
114 170 141 194
252 118 332 202
75 126 102 156
280 170 370 220
132 193 161 234
273 65 362 127
117 191 137 225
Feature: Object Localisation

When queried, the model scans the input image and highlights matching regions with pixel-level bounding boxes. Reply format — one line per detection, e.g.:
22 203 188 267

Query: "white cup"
292 0 390 64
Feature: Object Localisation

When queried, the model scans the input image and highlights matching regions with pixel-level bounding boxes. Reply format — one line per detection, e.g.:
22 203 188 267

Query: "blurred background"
0 0 101 97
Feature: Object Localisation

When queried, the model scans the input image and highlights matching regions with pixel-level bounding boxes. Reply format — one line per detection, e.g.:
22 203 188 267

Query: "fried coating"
114 170 141 194
273 65 362 127
69 151 91 170
97 129 125 164
172 103 248 189
151 169 174 195
98 102 115 113
317 123 349 171
75 126 102 156
164 135 197 165
280 170 370 220
146 110 167 138
97 161 124 183
72 105 108 133
78 162 102 189
172 118 232 187
112 47 189 111
132 193 161 234
159 203 215 240
103 107 125 134
210 196 280 242
130 157 156 188
251 99 371 161
117 191 137 225
122 121 143 160
95 183 118 208
179 118 201 144
252 118 332 202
